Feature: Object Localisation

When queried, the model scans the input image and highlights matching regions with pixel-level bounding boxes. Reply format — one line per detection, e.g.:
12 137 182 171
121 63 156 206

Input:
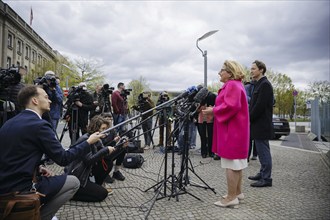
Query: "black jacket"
249 77 274 140
65 132 117 187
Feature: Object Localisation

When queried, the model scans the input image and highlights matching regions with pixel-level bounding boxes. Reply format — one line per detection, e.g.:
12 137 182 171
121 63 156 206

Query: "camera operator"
42 70 63 130
89 84 102 119
156 91 172 147
133 91 155 150
65 82 94 143
0 66 25 127
111 82 127 134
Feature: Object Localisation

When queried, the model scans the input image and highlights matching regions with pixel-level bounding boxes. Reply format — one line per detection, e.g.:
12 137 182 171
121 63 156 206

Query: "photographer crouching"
133 91 155 150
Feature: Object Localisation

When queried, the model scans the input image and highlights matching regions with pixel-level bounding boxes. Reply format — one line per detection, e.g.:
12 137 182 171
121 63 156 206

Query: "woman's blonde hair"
223 60 245 81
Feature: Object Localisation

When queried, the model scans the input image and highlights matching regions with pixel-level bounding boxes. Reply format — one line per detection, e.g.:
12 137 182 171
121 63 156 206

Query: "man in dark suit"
248 60 274 187
0 85 105 220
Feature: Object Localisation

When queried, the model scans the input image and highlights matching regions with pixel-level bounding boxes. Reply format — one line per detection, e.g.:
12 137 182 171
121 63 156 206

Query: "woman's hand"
202 106 214 115
107 146 115 154
114 136 120 143
39 165 54 177
87 132 106 145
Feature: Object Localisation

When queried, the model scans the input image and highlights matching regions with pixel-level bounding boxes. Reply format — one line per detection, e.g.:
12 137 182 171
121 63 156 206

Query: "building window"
7 57 12 68
17 61 20 66
17 40 22 55
32 50 36 63
8 34 13 49
38 55 41 65
25 45 30 59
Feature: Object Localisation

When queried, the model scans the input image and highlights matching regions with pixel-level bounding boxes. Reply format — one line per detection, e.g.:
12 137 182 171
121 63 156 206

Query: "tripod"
0 88 16 128
171 112 216 200
143 101 216 219
59 104 79 144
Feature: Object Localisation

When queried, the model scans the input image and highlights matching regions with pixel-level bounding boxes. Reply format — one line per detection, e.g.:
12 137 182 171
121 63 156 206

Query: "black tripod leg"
59 121 68 142
187 158 216 194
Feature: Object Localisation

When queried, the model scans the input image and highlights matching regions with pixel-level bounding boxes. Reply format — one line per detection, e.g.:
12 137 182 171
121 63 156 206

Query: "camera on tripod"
159 91 169 103
100 84 114 98
0 66 25 89
33 75 57 90
120 88 132 100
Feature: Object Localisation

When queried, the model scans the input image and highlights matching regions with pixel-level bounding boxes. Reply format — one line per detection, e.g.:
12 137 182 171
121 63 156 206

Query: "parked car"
272 116 290 139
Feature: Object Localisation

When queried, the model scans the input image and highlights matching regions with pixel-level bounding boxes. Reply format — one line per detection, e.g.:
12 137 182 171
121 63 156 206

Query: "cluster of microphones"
174 85 209 119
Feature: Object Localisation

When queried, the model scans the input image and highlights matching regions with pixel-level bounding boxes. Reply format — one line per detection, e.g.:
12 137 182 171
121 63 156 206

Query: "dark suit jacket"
0 110 91 203
249 76 274 140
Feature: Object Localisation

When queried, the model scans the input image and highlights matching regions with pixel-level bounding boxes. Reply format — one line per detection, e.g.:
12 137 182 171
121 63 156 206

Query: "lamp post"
196 30 218 87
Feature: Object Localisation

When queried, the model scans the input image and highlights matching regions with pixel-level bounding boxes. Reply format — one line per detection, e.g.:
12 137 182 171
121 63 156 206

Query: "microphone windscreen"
193 88 209 104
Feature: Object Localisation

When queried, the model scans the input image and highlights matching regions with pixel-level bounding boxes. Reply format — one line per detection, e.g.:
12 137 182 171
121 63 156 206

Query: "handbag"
0 191 41 220
0 168 44 220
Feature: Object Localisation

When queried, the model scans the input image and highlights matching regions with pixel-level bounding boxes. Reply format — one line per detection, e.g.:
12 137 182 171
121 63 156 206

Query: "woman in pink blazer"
203 60 249 208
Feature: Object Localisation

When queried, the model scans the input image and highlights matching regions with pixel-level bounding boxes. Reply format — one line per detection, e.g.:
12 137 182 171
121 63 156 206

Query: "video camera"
100 84 114 98
158 92 169 103
120 88 132 99
33 75 57 90
0 66 25 89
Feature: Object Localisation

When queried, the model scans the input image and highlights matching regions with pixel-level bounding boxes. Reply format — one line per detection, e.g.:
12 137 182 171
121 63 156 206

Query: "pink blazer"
212 80 249 159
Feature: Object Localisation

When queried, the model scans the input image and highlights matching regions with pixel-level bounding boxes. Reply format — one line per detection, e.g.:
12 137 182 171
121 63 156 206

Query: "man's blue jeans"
254 139 272 181
113 114 126 134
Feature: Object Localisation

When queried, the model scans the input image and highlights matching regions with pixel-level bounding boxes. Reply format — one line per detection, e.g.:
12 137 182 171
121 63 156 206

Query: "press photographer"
156 91 172 147
34 71 63 130
0 66 25 127
111 82 130 134
64 82 94 144
133 91 155 149
99 83 114 113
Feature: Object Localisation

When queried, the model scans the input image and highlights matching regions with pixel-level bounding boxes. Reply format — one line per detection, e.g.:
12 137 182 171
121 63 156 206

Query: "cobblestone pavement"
50 122 330 220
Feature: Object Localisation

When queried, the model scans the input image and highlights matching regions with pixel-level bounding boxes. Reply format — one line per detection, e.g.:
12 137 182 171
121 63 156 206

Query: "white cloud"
4 0 329 92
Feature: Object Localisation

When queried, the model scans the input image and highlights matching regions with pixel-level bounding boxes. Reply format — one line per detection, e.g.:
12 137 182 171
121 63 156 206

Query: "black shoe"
248 173 261 181
105 175 115 183
113 171 125 181
250 179 272 187
202 154 207 158
213 155 220 160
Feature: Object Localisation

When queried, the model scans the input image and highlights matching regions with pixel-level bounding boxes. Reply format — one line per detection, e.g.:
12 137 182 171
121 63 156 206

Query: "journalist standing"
66 82 94 143
248 60 274 187
0 85 105 220
111 82 126 134
203 60 249 207
43 70 63 130
133 92 155 149
156 91 172 147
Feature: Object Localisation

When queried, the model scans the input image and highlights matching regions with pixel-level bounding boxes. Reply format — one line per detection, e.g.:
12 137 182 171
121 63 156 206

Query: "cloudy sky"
4 0 330 91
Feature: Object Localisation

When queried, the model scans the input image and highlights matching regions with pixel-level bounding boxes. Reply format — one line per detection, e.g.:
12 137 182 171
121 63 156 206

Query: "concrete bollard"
296 126 306 132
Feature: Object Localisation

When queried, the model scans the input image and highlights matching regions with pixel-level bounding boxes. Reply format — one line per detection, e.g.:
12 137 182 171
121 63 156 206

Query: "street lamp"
196 30 219 87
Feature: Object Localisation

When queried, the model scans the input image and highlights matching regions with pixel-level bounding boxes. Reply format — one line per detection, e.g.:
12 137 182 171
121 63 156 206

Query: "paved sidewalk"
50 126 330 220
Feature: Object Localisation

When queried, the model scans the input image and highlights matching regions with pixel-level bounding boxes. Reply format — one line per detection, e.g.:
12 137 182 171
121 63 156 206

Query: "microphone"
189 87 209 117
176 86 198 100
193 87 209 104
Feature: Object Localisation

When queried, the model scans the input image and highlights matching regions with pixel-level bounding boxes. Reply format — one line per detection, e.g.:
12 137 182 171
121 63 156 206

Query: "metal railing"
311 97 330 141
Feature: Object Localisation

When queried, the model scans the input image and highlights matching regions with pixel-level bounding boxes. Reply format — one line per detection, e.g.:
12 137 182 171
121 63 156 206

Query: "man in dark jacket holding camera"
65 82 94 144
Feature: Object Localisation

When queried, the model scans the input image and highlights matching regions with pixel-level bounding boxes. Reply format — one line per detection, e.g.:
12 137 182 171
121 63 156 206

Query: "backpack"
123 154 144 169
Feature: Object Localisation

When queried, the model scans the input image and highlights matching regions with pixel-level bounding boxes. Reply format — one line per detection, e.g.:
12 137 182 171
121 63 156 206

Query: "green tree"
74 57 105 89
127 76 151 109
307 81 330 104
267 70 294 118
